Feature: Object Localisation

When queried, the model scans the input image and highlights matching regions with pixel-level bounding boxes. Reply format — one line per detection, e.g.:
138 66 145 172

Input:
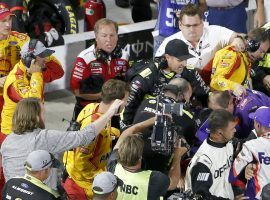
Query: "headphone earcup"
23 54 36 68
246 39 260 52
111 45 122 59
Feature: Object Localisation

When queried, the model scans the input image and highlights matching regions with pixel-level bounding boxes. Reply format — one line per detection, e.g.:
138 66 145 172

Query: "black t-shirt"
2 175 60 200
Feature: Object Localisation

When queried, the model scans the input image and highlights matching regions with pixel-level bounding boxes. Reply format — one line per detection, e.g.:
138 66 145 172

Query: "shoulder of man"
195 154 213 169
10 31 30 44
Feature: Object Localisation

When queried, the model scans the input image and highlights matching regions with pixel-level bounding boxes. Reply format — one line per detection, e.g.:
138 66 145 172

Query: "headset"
246 37 261 53
95 44 122 62
22 39 38 68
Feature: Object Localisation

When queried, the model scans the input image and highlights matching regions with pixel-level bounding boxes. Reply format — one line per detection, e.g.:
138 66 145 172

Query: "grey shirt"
1 124 96 189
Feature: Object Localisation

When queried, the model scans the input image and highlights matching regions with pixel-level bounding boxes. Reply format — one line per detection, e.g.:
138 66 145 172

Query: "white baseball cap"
25 150 60 171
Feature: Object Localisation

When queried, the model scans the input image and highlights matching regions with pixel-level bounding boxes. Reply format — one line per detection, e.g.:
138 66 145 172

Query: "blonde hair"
118 134 144 167
12 98 41 134
94 18 118 36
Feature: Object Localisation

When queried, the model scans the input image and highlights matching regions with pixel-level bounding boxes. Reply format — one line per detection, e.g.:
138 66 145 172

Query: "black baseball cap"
165 39 194 61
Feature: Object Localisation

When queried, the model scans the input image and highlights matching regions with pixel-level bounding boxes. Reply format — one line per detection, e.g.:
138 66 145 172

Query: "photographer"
133 78 197 173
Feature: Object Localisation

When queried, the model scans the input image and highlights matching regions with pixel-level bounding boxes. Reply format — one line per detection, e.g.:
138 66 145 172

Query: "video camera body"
167 190 202 200
151 96 184 156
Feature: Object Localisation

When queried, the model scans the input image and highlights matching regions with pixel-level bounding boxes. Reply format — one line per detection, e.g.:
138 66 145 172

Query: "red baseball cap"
0 3 15 20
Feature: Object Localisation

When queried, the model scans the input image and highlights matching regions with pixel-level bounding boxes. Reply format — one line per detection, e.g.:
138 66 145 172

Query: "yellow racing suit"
1 60 43 135
63 103 120 199
210 45 252 91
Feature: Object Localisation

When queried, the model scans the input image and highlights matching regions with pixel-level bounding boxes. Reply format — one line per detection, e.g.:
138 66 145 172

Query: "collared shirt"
155 25 234 69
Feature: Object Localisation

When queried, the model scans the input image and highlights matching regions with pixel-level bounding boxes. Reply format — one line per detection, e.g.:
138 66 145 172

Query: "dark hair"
208 109 235 134
179 4 203 22
12 98 41 134
169 78 191 95
208 91 231 109
101 79 130 104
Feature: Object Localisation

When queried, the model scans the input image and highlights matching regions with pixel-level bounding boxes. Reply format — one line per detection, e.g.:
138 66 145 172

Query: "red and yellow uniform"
1 54 64 135
210 45 252 91
63 103 120 199
1 60 43 135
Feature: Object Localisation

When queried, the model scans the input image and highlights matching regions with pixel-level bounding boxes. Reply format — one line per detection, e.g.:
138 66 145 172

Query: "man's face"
0 15 12 40
96 23 118 54
179 15 203 43
166 55 187 74
221 121 237 142
248 40 270 62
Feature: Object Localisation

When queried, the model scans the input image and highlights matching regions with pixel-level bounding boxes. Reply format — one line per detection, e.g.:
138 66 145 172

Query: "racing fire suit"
63 103 120 200
211 45 252 91
70 44 129 119
1 56 64 135
122 61 210 127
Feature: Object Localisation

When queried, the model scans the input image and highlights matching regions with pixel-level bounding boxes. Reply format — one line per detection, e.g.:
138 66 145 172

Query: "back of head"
168 78 191 95
101 79 129 104
208 91 231 110
118 134 144 167
179 4 203 21
208 109 235 134
94 18 118 36
12 98 41 134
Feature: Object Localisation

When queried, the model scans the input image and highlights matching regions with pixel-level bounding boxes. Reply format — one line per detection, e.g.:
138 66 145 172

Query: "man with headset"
185 109 247 199
210 27 270 97
1 39 59 136
122 39 209 129
0 3 64 134
70 18 129 120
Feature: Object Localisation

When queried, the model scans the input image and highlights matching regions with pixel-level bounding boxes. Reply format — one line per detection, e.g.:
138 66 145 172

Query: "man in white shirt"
155 4 244 76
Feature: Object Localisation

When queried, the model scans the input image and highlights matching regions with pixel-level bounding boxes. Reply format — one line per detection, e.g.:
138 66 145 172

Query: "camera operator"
122 39 210 129
131 78 197 190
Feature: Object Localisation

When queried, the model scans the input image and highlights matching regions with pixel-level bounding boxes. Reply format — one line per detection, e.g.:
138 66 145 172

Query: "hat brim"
0 12 15 20
36 49 55 58
176 54 194 61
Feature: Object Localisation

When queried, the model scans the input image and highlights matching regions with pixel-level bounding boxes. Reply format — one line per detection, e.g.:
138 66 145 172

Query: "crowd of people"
0 1 270 200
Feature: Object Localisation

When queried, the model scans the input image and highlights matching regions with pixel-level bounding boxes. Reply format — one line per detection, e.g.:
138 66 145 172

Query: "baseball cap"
248 106 270 128
25 150 60 171
20 40 55 58
0 3 15 20
261 183 270 200
92 172 123 195
165 39 194 61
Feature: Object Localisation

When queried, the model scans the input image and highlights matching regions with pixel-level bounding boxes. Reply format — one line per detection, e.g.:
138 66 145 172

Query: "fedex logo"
258 152 270 165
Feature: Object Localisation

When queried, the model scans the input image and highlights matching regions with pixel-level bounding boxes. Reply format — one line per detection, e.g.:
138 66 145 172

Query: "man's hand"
245 163 256 180
231 36 246 52
28 59 42 74
0 76 7 87
233 84 246 97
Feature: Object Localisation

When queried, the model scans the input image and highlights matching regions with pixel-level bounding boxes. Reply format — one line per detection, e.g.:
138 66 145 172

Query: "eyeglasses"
180 22 202 28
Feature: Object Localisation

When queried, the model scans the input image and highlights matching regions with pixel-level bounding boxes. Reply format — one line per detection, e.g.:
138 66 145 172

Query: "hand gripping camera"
151 96 184 156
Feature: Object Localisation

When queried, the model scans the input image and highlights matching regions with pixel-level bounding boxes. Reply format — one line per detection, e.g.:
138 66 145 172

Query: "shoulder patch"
186 64 194 70
10 31 29 41
139 68 152 78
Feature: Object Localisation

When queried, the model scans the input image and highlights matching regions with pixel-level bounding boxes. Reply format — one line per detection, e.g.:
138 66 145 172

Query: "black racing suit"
122 60 210 129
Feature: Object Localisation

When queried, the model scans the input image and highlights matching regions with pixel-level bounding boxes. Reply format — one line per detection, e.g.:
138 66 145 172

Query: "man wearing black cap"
122 39 209 128
2 150 61 200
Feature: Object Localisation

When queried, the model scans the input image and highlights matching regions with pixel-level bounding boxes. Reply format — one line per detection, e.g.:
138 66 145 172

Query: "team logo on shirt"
21 183 29 189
